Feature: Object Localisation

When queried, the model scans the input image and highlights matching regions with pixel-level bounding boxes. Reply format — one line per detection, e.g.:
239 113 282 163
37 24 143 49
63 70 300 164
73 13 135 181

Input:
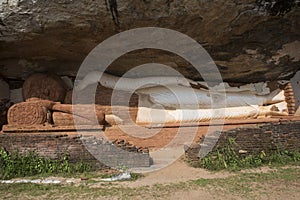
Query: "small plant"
0 148 92 179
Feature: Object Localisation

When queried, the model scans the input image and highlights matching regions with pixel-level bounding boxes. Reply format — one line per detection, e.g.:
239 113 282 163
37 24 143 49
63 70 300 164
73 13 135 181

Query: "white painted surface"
105 114 124 125
136 103 288 124
1 179 61 184
77 72 289 123
137 85 285 109
76 71 196 91
100 172 131 181
196 81 270 95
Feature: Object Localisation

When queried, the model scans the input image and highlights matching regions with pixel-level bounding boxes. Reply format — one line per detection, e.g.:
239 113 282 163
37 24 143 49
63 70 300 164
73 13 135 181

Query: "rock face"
0 0 299 83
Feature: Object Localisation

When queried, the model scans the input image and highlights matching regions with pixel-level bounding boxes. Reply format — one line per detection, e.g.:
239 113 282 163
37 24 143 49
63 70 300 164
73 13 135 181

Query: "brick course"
1 120 300 169
185 121 300 162
0 131 150 169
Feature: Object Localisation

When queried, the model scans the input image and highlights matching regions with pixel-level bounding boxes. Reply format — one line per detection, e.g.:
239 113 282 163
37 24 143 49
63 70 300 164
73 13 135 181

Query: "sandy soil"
119 158 232 187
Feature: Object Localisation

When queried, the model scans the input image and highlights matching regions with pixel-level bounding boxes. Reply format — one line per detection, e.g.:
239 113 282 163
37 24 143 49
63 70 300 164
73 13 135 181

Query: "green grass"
0 148 93 180
190 138 300 171
0 147 144 184
193 167 299 190
0 167 299 199
1 143 300 199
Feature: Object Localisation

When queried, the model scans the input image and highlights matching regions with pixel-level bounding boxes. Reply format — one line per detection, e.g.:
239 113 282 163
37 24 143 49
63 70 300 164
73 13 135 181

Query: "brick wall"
185 121 300 161
0 132 150 169
2 120 300 168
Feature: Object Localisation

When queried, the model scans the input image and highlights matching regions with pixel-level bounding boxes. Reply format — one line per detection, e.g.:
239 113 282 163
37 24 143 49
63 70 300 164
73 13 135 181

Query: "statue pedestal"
0 125 151 169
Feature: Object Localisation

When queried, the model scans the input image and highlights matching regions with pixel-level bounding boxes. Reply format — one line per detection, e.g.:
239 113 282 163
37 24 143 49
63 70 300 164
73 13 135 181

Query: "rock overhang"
0 0 299 83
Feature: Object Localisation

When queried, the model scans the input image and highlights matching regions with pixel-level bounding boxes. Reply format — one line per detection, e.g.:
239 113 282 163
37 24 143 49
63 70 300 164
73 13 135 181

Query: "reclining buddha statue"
76 71 290 124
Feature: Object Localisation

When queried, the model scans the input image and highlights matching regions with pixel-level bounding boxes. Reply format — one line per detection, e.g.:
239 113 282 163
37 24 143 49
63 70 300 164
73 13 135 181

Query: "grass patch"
191 138 300 171
0 148 93 180
192 167 300 198
0 148 143 182
0 167 299 199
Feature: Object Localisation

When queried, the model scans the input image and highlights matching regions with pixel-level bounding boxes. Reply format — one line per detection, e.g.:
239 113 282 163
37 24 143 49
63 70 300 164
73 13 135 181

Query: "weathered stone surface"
52 103 106 125
0 0 299 83
22 73 67 102
70 83 139 107
283 82 296 114
0 78 9 99
0 98 12 130
7 101 49 125
52 111 105 126
10 88 23 103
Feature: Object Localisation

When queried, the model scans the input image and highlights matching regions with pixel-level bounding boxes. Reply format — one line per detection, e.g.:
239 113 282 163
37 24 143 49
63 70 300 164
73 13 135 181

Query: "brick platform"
185 120 300 162
0 131 150 169
1 117 300 169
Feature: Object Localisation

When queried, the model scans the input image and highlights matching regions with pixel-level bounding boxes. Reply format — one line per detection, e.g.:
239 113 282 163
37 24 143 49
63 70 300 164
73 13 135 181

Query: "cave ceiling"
0 0 299 83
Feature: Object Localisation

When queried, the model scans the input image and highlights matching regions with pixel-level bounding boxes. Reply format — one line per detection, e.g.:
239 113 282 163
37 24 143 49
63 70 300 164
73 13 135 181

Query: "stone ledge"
2 125 104 133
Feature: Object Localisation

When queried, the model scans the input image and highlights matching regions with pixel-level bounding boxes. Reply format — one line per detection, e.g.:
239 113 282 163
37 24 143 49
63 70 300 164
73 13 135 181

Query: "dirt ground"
119 158 232 187
1 158 299 200
116 159 300 199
